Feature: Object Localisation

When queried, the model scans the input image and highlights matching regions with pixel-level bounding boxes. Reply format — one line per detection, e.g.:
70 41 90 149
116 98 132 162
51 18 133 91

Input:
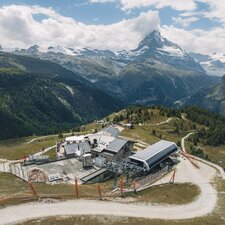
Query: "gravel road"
0 158 218 225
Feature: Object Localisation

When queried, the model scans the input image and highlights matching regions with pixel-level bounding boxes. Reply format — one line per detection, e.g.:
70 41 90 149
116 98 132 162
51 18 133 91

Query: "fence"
135 165 169 191
9 163 28 181
0 178 112 207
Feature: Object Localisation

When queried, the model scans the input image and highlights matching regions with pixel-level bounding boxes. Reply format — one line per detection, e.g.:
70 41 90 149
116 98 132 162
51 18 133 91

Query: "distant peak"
0 44 3 50
48 46 54 50
148 30 161 37
138 30 164 49
27 44 40 52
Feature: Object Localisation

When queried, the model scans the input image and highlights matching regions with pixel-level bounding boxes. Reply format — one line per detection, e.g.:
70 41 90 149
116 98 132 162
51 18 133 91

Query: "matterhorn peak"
137 30 164 50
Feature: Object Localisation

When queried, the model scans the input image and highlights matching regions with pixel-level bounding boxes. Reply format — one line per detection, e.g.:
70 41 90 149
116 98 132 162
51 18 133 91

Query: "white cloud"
172 16 199 27
0 5 160 50
90 0 197 11
0 4 225 55
198 0 225 25
90 0 225 27
120 0 197 11
161 26 225 54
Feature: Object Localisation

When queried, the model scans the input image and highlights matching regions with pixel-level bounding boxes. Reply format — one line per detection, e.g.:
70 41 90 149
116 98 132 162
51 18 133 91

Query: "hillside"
108 105 225 168
186 75 225 116
0 52 121 140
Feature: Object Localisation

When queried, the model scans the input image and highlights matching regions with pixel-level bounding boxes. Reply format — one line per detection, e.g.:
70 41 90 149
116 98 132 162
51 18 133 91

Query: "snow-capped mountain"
2 30 218 105
118 30 204 73
189 52 225 77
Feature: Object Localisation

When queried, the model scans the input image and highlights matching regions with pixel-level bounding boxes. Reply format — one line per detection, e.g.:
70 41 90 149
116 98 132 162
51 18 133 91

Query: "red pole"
120 178 123 196
75 177 79 198
97 184 102 199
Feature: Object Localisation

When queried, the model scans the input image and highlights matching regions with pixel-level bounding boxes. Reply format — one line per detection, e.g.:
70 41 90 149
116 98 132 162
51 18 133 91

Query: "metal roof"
102 127 120 137
104 138 127 153
64 144 76 155
81 168 107 183
130 140 177 162
91 135 115 153
64 142 91 155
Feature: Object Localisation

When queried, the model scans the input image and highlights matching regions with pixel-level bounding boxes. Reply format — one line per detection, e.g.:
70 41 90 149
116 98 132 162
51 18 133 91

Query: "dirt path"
181 132 225 179
181 132 195 152
26 137 44 144
33 145 56 156
150 117 173 126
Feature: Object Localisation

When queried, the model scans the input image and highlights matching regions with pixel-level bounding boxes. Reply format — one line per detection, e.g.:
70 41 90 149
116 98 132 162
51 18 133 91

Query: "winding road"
0 157 218 225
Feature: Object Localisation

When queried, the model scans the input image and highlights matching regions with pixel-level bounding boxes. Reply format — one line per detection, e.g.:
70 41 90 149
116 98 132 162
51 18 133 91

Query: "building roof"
91 135 115 153
102 127 120 137
65 135 86 142
104 138 127 153
64 142 91 155
130 140 177 162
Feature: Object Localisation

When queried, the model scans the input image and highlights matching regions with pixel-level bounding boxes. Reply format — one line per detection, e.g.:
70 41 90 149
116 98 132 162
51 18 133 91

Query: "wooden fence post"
119 178 123 197
97 184 102 199
75 177 79 199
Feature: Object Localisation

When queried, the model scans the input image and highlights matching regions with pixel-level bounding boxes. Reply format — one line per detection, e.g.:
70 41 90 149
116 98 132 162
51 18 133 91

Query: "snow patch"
157 45 185 57
65 85 74 95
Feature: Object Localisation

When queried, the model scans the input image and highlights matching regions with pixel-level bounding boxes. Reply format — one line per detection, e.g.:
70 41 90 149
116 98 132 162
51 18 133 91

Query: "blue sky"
0 0 220 28
0 0 224 54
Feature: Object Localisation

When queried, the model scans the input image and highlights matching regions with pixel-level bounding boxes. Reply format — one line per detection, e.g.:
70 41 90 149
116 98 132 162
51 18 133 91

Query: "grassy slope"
0 137 59 160
120 109 193 145
0 124 100 160
124 183 200 205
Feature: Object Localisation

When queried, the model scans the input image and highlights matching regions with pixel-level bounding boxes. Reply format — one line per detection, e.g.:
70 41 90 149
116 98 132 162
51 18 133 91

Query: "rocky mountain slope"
189 52 225 77
0 52 121 140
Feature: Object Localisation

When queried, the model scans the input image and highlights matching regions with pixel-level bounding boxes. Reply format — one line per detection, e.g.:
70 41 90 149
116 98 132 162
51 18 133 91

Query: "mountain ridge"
0 30 220 106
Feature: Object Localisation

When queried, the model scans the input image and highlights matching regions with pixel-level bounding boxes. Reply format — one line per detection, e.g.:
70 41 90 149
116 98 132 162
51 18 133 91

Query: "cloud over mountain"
0 3 225 55
0 5 159 50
